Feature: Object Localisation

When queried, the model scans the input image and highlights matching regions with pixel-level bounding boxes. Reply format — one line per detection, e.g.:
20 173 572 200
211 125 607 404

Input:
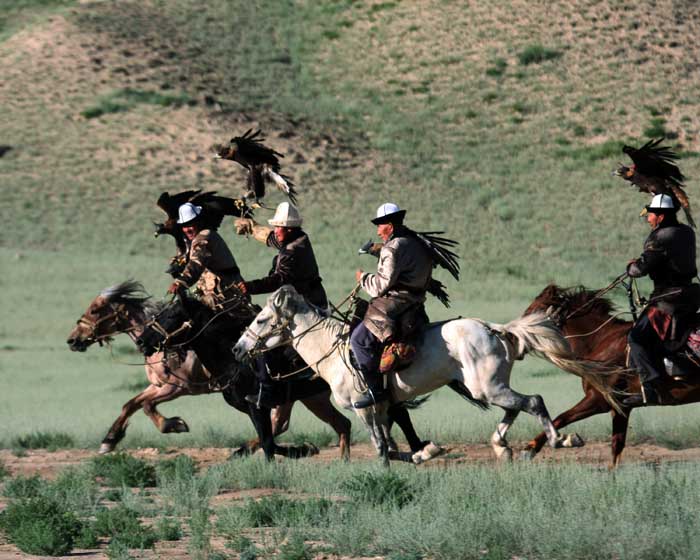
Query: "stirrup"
352 388 388 409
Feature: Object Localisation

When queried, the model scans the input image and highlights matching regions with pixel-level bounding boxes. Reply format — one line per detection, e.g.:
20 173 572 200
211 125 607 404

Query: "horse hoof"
562 433 585 448
99 443 114 455
387 437 399 453
302 442 320 457
163 417 190 434
493 445 513 462
229 446 251 460
412 442 445 464
520 448 537 461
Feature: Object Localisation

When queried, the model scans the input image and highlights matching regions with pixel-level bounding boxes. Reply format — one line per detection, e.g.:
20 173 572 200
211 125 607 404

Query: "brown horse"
66 281 351 457
523 283 700 467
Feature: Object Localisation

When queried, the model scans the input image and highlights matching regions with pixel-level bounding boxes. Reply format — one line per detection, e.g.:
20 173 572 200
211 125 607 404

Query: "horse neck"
563 311 630 361
289 309 347 382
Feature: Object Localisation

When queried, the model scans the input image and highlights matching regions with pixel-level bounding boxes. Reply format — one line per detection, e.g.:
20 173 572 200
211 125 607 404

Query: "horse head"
232 285 305 361
67 280 150 352
523 284 567 325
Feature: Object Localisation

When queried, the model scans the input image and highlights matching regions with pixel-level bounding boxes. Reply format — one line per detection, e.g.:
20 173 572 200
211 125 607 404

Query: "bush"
518 44 561 65
81 88 193 119
48 467 101 515
156 454 197 485
10 431 74 451
342 471 415 509
155 516 182 541
485 58 507 77
92 453 156 487
94 505 157 549
3 474 47 499
0 459 9 481
278 533 312 560
0 496 82 556
233 495 334 528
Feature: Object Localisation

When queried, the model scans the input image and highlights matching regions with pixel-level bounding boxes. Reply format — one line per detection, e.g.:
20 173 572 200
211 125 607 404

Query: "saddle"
348 297 427 375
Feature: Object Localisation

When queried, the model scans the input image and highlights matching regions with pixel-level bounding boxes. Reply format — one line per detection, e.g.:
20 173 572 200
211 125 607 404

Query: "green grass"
10 431 75 451
91 454 157 487
517 44 562 65
81 88 194 119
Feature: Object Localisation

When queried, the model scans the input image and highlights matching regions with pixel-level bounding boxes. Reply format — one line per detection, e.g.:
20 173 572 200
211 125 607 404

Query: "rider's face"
646 212 665 229
274 226 293 244
377 223 394 242
182 224 200 240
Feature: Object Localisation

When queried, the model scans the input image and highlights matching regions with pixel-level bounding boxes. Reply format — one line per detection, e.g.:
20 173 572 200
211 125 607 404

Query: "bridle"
76 303 140 346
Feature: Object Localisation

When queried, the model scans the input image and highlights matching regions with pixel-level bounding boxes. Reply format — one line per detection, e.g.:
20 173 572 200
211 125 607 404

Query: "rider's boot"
352 369 389 409
623 379 661 406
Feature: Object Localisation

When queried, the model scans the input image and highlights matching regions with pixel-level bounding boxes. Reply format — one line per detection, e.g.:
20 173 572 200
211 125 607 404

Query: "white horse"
233 286 620 463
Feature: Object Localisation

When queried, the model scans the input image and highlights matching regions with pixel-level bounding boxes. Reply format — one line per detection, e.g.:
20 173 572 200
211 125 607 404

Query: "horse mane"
539 284 617 318
100 280 159 317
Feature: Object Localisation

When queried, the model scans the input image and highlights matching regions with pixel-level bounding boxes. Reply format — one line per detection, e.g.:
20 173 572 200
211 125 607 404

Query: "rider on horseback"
234 202 329 407
351 203 434 409
624 194 700 406
167 202 245 310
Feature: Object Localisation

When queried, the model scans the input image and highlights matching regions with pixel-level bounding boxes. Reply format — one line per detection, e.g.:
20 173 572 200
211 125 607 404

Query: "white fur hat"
268 202 303 227
177 202 202 225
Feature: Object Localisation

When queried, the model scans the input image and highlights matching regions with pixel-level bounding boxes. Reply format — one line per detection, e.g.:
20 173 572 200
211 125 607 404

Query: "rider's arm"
627 244 665 278
244 247 296 295
234 218 273 245
174 234 212 288
360 245 401 297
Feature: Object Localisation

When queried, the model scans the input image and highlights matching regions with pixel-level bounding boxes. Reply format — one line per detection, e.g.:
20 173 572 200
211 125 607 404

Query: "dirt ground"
3 441 700 481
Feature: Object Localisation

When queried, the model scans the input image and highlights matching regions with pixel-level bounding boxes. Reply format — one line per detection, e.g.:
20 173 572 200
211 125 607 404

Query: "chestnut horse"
523 283 700 467
67 281 351 456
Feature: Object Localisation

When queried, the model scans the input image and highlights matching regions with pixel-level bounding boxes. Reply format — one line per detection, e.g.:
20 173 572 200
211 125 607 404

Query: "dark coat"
627 219 700 342
245 229 328 310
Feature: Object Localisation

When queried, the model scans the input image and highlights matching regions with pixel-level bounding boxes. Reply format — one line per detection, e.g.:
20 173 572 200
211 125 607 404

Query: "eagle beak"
639 208 648 218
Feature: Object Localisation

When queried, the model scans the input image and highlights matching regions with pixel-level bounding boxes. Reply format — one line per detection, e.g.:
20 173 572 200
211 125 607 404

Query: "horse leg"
490 408 520 462
488 388 562 450
300 392 352 461
521 392 611 460
611 408 631 469
388 403 428 453
142 384 191 434
100 385 160 454
247 403 277 461
356 407 391 466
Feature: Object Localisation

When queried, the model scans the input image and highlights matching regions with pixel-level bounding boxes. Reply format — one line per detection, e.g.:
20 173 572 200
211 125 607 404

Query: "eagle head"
213 143 237 160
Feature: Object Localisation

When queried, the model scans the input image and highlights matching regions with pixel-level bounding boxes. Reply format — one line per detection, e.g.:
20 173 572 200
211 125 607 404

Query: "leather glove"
358 239 374 254
235 218 255 236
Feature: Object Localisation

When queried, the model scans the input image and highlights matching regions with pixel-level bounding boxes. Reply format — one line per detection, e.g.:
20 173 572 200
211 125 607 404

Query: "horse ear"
272 288 287 309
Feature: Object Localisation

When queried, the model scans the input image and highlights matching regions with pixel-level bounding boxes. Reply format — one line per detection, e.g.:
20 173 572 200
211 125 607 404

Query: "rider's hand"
167 281 181 295
355 269 364 283
237 281 248 295
235 218 255 236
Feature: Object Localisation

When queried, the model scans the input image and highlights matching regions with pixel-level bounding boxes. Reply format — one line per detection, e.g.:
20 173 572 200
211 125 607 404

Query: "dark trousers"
628 313 666 383
350 322 382 374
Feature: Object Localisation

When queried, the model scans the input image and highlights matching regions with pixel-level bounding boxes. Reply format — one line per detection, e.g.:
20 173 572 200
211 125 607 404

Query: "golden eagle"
154 190 252 258
213 129 297 206
614 138 695 227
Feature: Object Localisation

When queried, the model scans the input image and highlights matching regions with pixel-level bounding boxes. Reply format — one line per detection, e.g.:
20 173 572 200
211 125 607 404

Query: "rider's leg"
625 313 665 405
350 323 388 409
245 356 280 409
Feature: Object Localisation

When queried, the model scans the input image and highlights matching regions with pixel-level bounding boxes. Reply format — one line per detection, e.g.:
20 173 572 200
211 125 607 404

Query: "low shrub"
0 459 10 480
94 505 157 549
10 431 74 451
155 516 182 541
81 88 193 119
2 474 47 499
92 453 156 487
518 44 561 65
0 496 82 556
341 471 414 509
48 467 101 515
233 495 334 528
156 454 197 485
278 533 312 560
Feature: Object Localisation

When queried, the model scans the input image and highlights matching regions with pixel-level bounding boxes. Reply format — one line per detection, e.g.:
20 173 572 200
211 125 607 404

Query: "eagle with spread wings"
154 189 252 257
614 138 695 227
213 129 297 206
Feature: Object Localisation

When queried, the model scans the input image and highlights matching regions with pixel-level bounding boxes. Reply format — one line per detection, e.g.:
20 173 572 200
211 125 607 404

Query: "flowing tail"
492 312 630 413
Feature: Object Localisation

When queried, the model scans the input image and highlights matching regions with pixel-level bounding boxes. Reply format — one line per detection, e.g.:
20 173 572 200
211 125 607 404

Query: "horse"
66 281 351 458
523 283 700 467
232 285 625 464
135 286 440 462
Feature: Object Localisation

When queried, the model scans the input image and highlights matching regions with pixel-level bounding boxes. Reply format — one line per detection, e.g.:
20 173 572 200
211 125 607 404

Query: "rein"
244 285 361 380
77 304 141 346
562 272 627 321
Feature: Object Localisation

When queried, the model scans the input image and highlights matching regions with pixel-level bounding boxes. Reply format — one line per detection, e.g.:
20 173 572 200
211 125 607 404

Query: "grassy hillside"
3 0 700 299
